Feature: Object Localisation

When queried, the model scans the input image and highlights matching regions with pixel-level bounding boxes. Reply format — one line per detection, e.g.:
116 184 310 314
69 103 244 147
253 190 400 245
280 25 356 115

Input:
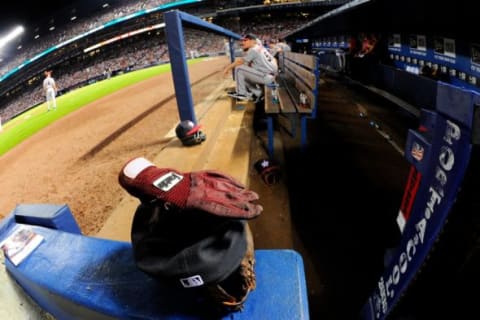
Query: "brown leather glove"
204 223 256 311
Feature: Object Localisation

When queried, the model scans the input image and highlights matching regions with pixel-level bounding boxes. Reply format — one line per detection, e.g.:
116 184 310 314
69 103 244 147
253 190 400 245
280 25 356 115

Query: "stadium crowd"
0 0 317 122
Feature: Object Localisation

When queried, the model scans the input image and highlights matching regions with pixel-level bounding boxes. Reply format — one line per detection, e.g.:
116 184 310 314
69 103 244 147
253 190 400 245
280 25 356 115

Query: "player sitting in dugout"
223 34 278 103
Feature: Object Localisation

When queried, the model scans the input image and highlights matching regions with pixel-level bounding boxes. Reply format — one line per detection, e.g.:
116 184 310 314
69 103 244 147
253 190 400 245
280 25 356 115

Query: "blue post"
164 10 241 124
300 116 308 150
164 10 197 123
229 37 236 64
267 117 274 157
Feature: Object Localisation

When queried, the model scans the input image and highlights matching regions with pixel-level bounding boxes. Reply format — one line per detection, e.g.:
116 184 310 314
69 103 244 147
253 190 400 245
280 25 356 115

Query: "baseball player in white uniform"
223 34 278 102
43 70 58 111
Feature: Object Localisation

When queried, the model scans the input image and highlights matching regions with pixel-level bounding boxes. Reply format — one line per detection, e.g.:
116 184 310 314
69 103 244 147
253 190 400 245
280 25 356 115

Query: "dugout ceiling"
285 0 475 42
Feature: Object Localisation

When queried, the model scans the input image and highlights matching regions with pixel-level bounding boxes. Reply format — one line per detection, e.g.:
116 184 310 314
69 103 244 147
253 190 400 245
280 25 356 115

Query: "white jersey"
43 76 56 92
243 43 278 75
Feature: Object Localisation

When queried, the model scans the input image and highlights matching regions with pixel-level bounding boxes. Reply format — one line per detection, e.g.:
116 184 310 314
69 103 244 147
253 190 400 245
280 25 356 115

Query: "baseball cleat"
227 92 252 101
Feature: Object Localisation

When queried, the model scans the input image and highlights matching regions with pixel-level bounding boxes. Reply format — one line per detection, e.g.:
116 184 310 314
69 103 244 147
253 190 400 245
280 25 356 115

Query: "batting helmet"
175 120 206 146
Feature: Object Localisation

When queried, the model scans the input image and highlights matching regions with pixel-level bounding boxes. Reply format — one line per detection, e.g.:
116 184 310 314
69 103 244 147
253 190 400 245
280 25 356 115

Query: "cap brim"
241 35 255 41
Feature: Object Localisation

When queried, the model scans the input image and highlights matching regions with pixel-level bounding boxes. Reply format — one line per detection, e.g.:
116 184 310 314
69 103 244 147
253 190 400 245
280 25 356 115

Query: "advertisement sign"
360 84 475 319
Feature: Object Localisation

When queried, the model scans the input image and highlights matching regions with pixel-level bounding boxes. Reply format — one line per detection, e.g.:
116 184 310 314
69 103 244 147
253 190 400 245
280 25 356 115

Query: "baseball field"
0 60 208 157
0 57 224 235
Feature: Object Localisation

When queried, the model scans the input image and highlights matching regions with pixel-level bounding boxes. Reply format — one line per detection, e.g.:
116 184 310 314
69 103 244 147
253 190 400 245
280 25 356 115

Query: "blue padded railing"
0 204 310 320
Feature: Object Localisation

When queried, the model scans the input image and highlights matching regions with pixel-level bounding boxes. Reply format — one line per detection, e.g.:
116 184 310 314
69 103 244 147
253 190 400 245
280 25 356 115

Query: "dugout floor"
252 75 419 319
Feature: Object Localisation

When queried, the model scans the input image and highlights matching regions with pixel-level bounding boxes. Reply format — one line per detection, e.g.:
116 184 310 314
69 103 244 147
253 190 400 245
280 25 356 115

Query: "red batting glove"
119 157 263 219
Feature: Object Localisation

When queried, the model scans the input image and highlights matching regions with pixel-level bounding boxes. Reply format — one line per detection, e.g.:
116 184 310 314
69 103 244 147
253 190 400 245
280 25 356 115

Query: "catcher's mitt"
204 223 256 312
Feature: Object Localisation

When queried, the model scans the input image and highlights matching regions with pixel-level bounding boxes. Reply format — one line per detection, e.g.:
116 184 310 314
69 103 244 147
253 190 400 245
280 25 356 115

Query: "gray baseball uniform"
235 43 278 98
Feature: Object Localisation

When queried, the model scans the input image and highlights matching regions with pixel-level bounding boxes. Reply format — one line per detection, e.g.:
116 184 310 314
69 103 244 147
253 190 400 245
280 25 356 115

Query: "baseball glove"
204 223 256 312
119 157 260 314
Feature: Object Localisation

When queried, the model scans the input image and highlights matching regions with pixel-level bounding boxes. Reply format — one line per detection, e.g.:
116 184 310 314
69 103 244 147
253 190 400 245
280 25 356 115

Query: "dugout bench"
264 51 320 157
0 204 310 319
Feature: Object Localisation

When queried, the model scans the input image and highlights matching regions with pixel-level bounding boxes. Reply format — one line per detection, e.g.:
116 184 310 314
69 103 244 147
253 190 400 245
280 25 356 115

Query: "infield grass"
0 59 201 157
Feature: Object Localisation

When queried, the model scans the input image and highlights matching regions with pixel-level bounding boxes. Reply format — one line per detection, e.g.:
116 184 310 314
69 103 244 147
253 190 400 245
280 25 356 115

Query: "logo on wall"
409 34 427 57
469 43 480 79
409 35 417 49
434 37 456 59
411 142 424 161
417 35 426 51
471 43 480 65
434 37 444 54
388 34 401 52
444 38 456 58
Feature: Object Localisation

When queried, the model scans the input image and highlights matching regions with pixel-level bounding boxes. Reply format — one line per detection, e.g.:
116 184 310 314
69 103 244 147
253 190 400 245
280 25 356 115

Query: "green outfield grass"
0 59 202 157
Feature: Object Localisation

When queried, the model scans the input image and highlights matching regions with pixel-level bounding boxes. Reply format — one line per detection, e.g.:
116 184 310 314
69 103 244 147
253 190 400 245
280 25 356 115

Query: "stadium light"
83 23 165 53
0 26 25 50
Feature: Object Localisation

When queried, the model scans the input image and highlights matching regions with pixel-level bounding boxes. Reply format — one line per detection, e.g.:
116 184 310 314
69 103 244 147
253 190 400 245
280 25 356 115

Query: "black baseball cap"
131 203 248 288
241 33 258 41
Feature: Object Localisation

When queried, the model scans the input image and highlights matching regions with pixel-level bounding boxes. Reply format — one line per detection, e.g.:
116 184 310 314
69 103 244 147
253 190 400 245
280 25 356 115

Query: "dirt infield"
0 57 229 235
